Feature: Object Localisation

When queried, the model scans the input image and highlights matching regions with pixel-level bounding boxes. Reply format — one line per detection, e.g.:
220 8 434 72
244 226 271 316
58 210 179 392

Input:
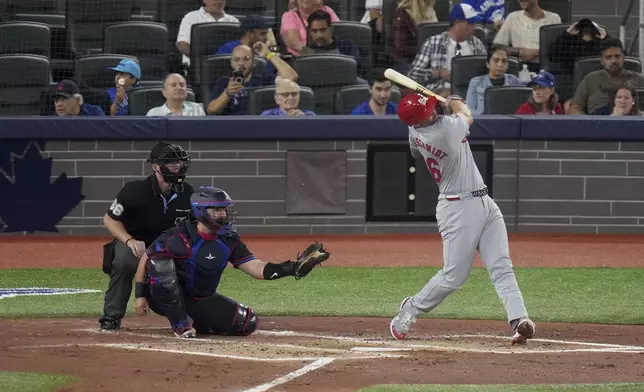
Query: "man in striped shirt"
407 3 488 98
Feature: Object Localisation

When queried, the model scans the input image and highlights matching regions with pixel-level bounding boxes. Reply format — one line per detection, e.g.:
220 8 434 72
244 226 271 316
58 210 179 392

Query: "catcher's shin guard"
147 255 191 331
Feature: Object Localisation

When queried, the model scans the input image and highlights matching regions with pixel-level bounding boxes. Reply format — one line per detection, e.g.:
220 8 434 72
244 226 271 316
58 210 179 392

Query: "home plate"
351 347 415 352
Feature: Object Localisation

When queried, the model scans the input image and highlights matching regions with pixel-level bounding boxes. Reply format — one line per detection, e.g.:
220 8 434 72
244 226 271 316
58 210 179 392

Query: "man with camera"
206 43 298 115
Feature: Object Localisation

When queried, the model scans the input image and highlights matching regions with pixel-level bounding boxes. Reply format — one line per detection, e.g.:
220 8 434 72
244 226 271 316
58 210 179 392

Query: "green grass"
0 371 75 392
1 267 644 324
358 384 644 392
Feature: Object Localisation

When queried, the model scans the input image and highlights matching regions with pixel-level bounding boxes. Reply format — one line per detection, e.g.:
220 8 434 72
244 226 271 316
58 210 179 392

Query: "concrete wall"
34 138 644 236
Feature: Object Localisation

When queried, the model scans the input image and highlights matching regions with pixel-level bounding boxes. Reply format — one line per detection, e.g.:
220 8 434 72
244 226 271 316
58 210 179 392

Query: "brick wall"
494 140 644 234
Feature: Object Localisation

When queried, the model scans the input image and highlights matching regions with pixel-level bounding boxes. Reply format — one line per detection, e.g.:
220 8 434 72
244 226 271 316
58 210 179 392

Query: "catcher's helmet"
190 186 236 235
398 93 437 126
148 142 191 187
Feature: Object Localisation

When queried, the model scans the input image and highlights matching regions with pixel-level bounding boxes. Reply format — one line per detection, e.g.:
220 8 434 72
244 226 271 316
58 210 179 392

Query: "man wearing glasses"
260 78 315 116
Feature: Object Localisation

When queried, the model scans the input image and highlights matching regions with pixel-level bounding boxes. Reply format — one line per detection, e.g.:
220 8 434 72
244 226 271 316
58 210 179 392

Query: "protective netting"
0 0 631 117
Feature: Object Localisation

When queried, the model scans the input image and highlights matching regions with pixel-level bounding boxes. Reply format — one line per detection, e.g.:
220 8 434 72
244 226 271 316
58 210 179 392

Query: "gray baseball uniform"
407 113 529 323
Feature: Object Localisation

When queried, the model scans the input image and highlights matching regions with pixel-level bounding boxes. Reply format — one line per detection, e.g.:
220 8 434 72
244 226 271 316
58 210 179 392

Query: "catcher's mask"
148 142 191 191
190 186 237 235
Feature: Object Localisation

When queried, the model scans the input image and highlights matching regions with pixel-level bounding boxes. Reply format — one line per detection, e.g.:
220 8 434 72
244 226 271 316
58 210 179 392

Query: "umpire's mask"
148 142 191 191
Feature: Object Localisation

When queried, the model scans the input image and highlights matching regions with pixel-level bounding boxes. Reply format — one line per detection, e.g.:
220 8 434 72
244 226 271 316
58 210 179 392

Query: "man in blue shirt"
53 80 105 116
216 14 277 76
106 59 141 116
207 44 298 115
351 68 398 115
261 78 315 116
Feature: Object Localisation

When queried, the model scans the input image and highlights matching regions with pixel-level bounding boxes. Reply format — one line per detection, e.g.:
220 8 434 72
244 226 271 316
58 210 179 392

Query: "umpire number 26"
425 158 442 183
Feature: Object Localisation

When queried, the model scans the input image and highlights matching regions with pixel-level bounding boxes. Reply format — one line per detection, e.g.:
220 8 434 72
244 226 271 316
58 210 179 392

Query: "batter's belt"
439 187 488 201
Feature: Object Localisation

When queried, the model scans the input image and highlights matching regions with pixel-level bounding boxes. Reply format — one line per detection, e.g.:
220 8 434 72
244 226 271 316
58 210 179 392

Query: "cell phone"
231 71 244 84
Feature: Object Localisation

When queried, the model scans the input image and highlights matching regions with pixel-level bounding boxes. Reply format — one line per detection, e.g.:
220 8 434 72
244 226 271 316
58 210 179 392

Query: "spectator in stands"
408 3 487 98
107 59 141 116
146 74 205 117
176 0 240 67
280 0 340 56
549 19 608 76
592 86 641 116
361 0 382 24
461 0 505 31
261 78 315 116
493 0 561 68
515 70 563 115
53 80 105 116
466 45 523 115
351 68 398 115
300 10 365 76
217 15 278 75
389 0 438 70
207 44 298 115
568 38 644 115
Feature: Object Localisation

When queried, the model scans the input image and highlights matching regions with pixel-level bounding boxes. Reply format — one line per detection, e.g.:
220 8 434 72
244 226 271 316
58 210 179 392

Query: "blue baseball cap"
109 59 141 79
449 3 483 24
528 71 556 88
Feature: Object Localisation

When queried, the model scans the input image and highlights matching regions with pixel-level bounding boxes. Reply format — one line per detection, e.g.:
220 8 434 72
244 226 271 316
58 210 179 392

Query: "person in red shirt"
515 71 564 115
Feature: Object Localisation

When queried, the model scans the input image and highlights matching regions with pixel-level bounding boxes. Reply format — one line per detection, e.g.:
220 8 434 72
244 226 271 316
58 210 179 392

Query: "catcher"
133 186 330 338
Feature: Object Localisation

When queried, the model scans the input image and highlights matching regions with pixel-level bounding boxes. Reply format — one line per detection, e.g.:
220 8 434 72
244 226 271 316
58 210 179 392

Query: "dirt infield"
2 234 644 391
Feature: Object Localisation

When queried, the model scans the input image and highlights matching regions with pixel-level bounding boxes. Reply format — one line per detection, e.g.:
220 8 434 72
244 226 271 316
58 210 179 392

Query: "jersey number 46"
425 158 442 183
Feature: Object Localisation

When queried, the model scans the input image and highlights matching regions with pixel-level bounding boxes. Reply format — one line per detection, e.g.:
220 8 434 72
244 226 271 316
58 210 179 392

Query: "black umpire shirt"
106 175 194 246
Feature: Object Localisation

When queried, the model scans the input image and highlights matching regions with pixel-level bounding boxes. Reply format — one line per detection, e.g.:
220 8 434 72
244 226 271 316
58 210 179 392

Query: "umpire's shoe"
99 316 121 330
390 296 417 340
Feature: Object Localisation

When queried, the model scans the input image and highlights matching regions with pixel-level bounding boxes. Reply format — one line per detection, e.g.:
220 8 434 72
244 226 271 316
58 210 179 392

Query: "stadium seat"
65 0 133 56
0 21 50 57
381 0 398 55
331 21 373 78
335 85 369 114
74 54 139 89
4 0 63 27
484 86 533 115
224 0 266 15
417 22 449 51
450 56 487 99
188 22 240 86
434 0 451 22
155 0 200 72
505 0 571 23
292 54 358 115
573 56 643 92
539 23 569 73
127 86 196 115
103 21 169 81
247 85 316 115
198 54 267 105
0 54 51 115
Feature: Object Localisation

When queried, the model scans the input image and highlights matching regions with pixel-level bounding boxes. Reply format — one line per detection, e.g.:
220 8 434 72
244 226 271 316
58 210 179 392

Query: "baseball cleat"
174 327 197 338
511 318 536 345
389 296 417 340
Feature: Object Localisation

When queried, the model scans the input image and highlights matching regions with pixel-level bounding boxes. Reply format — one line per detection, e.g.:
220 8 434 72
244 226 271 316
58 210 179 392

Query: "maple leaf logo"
0 143 85 233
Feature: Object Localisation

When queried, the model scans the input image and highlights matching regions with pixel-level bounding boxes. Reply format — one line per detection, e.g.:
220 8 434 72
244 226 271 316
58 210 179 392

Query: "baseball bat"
384 68 447 103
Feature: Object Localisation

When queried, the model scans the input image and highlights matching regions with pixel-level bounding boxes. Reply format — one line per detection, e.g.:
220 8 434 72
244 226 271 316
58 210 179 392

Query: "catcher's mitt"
293 242 330 279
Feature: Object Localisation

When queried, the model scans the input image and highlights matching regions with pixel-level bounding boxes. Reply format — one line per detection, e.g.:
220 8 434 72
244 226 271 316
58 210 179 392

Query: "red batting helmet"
398 93 437 126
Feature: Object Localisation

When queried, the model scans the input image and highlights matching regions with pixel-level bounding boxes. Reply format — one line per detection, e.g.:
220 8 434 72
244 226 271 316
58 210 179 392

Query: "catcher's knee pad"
231 303 258 336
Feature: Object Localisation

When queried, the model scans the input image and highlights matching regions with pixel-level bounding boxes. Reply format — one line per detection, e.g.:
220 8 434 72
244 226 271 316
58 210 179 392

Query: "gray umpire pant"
102 241 140 320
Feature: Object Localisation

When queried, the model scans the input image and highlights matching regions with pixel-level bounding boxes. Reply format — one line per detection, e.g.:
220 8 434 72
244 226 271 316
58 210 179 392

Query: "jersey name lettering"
412 137 448 160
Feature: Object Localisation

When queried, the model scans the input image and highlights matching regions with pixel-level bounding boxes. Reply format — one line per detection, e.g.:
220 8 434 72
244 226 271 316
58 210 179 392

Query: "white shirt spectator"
493 9 561 50
361 0 382 23
146 101 206 117
177 7 240 66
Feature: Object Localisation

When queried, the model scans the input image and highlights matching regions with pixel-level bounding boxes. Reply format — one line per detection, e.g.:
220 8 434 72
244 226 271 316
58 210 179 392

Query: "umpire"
98 141 194 330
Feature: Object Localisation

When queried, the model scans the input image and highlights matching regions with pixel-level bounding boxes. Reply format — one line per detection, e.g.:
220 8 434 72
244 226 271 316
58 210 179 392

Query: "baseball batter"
390 93 535 345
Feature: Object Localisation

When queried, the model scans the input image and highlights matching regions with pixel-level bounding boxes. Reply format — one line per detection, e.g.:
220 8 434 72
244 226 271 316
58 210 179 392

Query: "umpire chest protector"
148 220 246 298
